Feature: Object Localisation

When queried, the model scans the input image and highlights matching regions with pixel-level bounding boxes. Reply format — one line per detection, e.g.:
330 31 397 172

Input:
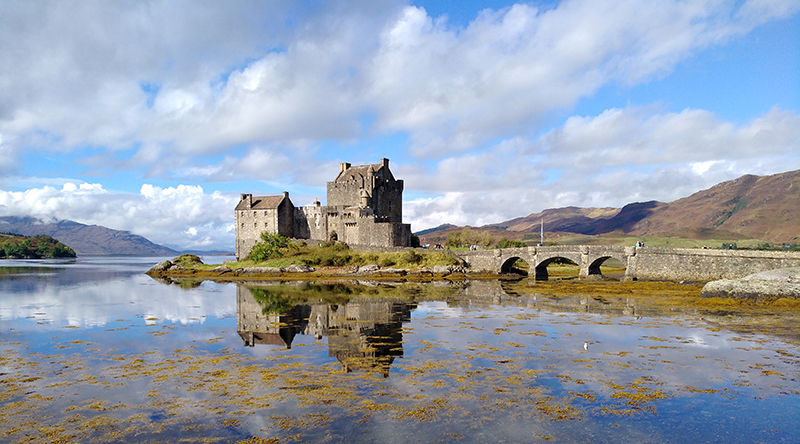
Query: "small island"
0 233 77 259
146 234 487 282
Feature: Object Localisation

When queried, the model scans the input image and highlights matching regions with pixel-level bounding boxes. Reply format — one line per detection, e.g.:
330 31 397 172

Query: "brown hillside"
627 170 800 242
417 169 800 245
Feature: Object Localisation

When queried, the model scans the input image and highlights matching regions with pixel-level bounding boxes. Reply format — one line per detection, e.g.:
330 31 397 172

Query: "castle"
235 158 411 259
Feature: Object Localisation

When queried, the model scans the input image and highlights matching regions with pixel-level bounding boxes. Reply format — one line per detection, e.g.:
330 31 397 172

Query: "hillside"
0 216 178 256
418 170 800 245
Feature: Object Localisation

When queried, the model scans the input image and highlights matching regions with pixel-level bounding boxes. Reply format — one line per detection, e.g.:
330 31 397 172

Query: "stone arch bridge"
454 245 800 281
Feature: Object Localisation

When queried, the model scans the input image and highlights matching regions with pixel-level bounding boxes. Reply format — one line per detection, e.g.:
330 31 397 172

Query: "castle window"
254 222 257 228
253 211 256 217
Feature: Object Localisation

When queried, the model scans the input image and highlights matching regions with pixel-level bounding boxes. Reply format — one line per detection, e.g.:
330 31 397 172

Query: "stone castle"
235 158 411 259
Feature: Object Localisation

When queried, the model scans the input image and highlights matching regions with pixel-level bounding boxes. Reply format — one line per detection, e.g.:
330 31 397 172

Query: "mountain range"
0 216 179 256
2 170 797 255
418 169 800 245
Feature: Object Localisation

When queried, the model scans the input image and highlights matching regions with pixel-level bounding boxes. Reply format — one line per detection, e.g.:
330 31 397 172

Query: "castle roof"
335 158 398 183
235 195 288 211
335 163 381 183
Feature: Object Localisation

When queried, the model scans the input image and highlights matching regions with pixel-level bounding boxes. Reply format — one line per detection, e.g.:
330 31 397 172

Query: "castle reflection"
237 285 415 377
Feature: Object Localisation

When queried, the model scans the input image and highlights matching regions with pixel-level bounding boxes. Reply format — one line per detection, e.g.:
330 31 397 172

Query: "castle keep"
235 158 411 259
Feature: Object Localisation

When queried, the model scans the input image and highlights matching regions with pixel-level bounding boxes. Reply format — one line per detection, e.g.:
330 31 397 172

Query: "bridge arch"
534 253 582 281
500 256 530 275
586 254 628 278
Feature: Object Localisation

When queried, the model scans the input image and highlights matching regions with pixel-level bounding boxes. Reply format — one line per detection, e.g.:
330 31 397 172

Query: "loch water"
1 257 799 443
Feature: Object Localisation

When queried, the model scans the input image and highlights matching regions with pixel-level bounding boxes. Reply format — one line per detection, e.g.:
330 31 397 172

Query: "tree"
446 228 495 248
445 231 462 248
497 238 527 249
247 232 291 262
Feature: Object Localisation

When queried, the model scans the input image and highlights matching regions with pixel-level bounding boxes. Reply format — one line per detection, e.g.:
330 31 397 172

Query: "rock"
285 264 315 273
150 260 173 272
699 267 800 301
377 268 408 276
209 266 231 273
433 265 452 275
358 264 381 273
239 266 283 274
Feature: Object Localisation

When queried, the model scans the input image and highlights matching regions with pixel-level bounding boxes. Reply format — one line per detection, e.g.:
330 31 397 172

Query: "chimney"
381 158 389 168
240 193 252 208
340 162 351 172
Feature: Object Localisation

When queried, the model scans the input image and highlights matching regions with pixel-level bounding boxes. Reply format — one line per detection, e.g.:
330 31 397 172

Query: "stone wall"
235 198 295 260
295 204 327 241
630 247 800 281
236 208 280 260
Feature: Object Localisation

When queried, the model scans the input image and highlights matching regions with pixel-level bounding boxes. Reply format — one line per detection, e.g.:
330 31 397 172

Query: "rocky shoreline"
699 267 800 302
145 257 489 281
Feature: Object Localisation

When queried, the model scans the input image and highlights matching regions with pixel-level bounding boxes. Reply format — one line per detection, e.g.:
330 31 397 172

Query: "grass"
226 243 461 271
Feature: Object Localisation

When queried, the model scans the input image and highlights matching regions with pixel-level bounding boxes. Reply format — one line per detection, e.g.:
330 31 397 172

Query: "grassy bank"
226 241 462 271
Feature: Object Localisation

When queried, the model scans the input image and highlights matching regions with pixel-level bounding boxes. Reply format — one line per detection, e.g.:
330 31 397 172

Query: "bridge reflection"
237 285 415 377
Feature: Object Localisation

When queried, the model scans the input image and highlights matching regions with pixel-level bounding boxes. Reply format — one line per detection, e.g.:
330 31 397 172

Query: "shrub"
378 255 396 267
401 250 423 265
248 232 291 262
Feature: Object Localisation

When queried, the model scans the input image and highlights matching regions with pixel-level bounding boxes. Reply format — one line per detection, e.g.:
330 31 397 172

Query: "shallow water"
1 257 798 443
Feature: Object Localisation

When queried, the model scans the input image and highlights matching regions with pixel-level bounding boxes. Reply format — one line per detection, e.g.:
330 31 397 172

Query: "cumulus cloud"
0 183 237 250
0 0 797 240
3 0 797 166
404 106 800 231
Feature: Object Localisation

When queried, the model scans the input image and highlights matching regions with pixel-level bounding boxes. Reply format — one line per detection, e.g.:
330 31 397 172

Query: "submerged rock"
699 267 800 301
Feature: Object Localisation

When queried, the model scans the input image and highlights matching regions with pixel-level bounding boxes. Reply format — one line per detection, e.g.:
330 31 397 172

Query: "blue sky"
1 0 798 251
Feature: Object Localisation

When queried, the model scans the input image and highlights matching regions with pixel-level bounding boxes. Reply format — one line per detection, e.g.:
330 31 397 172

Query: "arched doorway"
534 257 579 280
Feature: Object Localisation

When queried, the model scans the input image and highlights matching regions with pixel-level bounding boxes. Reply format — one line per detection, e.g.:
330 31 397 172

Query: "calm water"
1 257 798 443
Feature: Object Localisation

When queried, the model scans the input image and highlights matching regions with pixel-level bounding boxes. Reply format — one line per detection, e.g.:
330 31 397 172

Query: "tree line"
443 227 527 249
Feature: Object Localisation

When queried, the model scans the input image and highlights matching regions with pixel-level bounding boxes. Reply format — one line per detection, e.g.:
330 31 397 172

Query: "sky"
0 0 798 252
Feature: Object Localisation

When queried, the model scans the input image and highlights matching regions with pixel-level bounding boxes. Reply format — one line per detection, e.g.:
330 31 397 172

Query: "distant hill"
419 170 800 245
0 216 178 256
413 224 457 236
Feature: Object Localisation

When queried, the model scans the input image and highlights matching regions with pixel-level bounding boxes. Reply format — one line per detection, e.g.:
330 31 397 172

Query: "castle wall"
340 216 411 248
327 180 362 209
236 208 280 259
295 205 328 241
235 197 295 260
372 178 404 222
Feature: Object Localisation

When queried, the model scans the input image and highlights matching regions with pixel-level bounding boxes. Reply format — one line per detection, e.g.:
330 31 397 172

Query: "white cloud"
405 106 800 231
2 0 797 168
0 1 797 237
0 183 237 250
